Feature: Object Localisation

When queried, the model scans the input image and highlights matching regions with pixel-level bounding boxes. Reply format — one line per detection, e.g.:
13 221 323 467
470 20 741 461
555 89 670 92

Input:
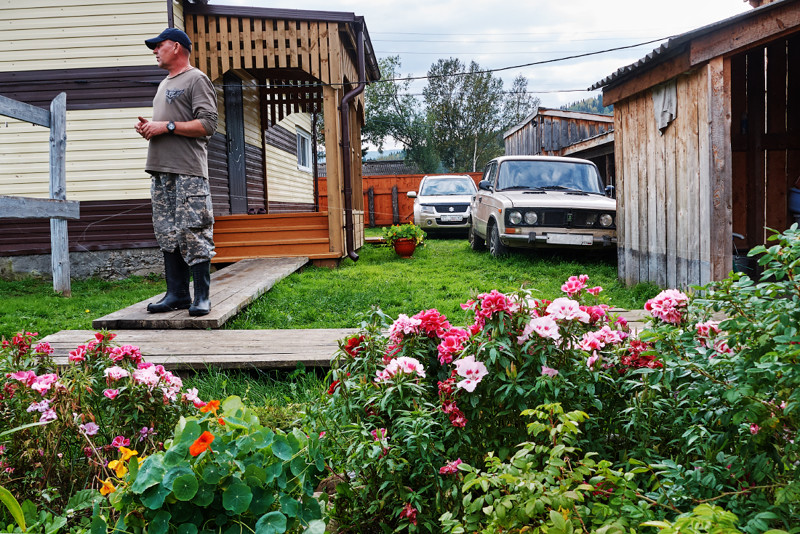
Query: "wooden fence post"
367 187 375 227
49 93 70 296
391 185 399 225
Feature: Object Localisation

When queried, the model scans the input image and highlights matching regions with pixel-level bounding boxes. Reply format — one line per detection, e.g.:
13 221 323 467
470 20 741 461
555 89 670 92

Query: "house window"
296 128 312 172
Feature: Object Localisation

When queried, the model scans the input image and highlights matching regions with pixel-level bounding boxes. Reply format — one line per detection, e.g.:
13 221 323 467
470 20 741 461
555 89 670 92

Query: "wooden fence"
0 93 78 295
318 172 482 227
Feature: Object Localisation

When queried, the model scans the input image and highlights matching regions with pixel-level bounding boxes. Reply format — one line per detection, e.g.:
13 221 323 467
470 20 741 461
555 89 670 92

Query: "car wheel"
468 223 485 251
489 222 510 258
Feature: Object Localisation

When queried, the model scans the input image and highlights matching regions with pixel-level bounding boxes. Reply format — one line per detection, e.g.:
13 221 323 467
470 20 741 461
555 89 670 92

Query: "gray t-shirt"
146 67 218 178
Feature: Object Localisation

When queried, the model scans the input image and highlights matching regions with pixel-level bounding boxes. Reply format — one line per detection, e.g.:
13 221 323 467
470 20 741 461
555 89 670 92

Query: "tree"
423 58 506 172
362 56 440 172
561 95 612 115
502 74 540 130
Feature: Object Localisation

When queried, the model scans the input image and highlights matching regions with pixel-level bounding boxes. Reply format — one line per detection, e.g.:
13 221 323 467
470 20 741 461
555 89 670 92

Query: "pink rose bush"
0 329 198 505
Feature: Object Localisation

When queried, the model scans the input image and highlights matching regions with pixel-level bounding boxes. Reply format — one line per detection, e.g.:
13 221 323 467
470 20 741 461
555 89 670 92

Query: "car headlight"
420 205 435 215
508 210 522 225
524 211 538 225
599 213 614 227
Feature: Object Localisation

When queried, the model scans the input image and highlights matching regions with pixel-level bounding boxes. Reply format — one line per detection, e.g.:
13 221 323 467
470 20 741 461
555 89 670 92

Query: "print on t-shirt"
165 88 185 103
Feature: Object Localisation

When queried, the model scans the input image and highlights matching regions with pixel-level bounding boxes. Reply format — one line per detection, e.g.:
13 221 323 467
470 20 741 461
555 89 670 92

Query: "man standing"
136 28 218 316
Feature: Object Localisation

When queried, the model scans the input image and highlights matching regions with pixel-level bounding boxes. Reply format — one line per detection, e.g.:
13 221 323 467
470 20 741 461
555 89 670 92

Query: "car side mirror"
478 180 492 191
605 185 615 199
407 191 417 199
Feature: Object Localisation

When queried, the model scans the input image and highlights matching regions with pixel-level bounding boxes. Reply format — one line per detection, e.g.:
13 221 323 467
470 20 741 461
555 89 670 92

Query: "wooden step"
92 257 308 330
41 328 356 370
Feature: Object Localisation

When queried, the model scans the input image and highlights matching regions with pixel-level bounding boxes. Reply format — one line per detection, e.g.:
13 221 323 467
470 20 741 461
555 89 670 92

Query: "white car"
469 156 617 257
407 174 478 233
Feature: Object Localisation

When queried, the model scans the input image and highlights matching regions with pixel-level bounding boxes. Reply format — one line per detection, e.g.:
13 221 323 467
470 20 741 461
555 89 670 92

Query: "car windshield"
496 160 604 194
420 178 476 196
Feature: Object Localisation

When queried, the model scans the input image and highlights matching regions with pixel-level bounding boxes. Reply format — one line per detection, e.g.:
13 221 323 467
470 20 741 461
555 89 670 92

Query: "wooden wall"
505 109 613 157
318 172 483 227
614 60 731 289
730 35 800 249
0 108 153 201
0 0 173 72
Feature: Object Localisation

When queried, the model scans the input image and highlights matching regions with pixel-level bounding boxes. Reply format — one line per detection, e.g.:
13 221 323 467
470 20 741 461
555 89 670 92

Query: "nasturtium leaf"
272 435 293 461
303 520 326 534
164 441 190 467
290 456 307 477
148 511 172 534
222 483 253 515
202 464 226 485
244 464 267 484
215 513 229 526
222 396 245 416
89 516 106 534
177 524 199 534
224 524 243 534
141 484 171 510
314 453 325 472
173 473 200 501
265 461 282 484
301 496 322 522
192 484 215 507
163 466 194 490
175 419 202 445
237 435 256 454
255 511 287 534
131 455 167 494
249 487 275 515
279 495 299 517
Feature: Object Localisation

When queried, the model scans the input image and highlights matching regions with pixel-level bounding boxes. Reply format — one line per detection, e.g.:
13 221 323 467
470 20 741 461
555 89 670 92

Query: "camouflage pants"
150 172 215 266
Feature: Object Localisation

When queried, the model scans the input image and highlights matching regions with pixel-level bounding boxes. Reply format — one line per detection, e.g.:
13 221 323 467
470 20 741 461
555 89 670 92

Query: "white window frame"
296 128 312 173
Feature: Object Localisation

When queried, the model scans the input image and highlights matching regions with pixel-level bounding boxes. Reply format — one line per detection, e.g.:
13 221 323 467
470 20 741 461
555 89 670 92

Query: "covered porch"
182 4 380 266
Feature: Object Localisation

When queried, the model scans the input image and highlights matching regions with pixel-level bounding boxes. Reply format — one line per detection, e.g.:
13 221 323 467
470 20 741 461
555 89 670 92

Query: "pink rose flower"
454 356 488 392
645 289 690 324
79 422 100 436
439 458 462 475
546 298 591 322
103 389 119 400
541 365 559 377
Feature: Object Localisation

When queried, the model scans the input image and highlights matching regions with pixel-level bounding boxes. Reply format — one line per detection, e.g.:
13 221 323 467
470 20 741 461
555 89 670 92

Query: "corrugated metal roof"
590 0 795 90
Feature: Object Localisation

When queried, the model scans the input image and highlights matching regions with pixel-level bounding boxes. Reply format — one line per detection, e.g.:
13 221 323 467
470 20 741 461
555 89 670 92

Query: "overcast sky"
215 0 752 108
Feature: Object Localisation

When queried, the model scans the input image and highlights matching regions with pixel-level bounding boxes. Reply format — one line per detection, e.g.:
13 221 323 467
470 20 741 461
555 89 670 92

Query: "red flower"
342 335 365 357
189 431 215 456
399 503 418 526
327 380 340 394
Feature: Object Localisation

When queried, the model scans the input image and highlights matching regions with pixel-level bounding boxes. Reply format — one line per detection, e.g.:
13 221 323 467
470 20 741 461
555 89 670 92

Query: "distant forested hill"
561 95 613 115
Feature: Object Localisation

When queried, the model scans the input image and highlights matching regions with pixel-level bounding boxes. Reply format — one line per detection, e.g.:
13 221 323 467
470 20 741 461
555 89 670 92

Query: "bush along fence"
0 224 798 533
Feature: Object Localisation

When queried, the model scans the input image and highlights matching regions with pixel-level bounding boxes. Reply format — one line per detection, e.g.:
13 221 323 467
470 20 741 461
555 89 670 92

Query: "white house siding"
0 0 174 73
266 113 314 205
0 108 152 201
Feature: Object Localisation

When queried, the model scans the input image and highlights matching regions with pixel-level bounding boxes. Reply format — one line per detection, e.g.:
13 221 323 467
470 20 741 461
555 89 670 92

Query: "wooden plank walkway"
92 257 308 330
41 329 356 370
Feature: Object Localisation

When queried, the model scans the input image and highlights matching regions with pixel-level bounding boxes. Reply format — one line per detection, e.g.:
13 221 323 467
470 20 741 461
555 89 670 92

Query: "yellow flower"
108 460 128 478
119 446 138 462
98 477 116 496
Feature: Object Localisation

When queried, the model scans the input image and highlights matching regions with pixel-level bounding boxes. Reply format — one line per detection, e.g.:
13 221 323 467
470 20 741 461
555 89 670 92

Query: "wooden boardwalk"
93 257 308 330
41 329 356 370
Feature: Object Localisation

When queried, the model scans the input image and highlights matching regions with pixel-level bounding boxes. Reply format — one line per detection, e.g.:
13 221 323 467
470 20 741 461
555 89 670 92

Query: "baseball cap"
145 28 192 51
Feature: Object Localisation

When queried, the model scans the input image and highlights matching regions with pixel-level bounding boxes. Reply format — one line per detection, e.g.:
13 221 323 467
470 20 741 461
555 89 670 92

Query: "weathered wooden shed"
591 0 799 288
0 0 379 277
503 108 615 186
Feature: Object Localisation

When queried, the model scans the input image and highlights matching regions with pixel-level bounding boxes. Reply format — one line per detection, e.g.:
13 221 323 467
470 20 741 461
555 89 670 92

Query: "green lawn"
0 238 659 340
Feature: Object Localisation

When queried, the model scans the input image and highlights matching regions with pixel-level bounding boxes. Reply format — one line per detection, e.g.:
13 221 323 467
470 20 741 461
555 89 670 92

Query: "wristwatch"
166 121 176 134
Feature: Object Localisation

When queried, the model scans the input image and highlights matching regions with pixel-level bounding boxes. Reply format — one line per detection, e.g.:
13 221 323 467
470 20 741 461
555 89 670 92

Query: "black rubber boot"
189 261 211 317
147 250 191 313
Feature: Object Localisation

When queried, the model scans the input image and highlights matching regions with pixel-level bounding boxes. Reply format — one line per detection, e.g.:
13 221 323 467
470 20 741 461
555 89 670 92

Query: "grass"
0 238 660 340
225 238 659 330
0 274 167 340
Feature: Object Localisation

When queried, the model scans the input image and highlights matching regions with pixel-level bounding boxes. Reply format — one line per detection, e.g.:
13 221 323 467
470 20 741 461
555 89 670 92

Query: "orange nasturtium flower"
107 460 128 478
200 400 221 415
189 431 215 456
119 446 138 462
98 477 117 496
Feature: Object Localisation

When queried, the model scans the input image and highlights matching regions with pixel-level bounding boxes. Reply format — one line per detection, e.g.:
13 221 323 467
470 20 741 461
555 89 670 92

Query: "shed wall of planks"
614 65 730 289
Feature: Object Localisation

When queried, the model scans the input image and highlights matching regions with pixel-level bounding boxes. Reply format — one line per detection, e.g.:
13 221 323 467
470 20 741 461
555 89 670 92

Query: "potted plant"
383 223 426 258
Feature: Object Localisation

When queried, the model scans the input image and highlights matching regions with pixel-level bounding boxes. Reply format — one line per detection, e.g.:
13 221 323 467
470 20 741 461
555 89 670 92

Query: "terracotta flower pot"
393 238 417 258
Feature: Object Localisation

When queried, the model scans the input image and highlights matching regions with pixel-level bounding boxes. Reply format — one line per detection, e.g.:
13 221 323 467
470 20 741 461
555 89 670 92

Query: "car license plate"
440 214 463 222
546 233 593 245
